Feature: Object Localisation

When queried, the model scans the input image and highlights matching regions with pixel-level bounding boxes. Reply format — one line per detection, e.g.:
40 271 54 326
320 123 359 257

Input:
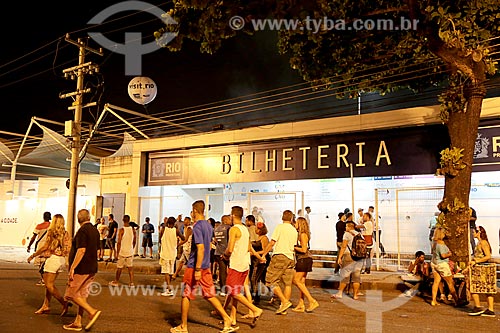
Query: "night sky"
1 1 303 135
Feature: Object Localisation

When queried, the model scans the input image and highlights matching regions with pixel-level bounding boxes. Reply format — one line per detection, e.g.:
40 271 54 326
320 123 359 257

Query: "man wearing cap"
334 212 346 275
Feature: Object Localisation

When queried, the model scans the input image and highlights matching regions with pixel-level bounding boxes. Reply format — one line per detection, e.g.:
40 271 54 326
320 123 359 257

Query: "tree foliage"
156 0 500 260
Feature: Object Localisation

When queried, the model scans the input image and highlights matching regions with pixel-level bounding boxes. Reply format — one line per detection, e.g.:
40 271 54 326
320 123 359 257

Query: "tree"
156 0 500 261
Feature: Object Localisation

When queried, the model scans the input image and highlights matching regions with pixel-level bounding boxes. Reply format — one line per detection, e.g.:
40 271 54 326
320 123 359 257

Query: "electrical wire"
0 10 498 154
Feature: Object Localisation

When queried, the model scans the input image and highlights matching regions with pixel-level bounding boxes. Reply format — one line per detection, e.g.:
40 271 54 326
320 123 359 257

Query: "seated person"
408 250 430 278
402 250 431 296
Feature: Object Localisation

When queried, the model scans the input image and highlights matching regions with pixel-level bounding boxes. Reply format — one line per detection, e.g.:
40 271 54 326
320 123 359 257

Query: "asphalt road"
0 261 498 333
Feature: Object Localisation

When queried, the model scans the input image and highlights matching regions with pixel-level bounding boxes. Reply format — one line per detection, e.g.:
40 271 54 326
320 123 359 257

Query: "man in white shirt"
222 206 263 327
160 217 184 296
109 215 137 286
261 210 298 314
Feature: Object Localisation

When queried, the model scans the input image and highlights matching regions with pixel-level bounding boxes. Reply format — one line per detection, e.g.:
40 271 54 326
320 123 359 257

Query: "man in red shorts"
63 209 101 331
222 206 263 327
170 200 237 333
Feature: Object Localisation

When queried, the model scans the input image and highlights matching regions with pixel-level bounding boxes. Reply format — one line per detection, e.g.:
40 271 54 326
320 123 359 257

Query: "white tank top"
229 224 250 272
160 227 177 260
120 226 134 257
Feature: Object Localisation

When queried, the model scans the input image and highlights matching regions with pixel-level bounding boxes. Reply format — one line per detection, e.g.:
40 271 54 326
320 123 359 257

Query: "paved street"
0 256 498 333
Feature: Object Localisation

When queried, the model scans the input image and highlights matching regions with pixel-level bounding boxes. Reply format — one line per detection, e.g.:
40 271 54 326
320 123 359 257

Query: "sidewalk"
4 245 498 300
2 245 408 291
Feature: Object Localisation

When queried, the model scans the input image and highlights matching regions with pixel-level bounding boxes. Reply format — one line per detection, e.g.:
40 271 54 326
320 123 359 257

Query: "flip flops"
85 310 101 330
219 326 239 333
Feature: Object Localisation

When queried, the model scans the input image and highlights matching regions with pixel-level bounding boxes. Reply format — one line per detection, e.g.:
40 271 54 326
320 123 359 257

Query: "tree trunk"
440 78 486 262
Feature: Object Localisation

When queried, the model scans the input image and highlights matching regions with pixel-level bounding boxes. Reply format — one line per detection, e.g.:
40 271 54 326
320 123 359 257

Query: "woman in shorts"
292 217 319 312
430 227 460 306
28 214 72 315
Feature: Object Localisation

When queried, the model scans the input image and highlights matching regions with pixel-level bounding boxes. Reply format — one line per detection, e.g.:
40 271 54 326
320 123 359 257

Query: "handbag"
38 260 46 274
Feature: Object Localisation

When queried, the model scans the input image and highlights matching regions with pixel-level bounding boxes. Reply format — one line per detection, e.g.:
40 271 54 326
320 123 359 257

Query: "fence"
374 185 500 271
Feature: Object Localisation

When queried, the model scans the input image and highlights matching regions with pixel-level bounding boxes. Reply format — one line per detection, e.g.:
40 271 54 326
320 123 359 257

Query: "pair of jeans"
250 258 267 301
215 255 229 290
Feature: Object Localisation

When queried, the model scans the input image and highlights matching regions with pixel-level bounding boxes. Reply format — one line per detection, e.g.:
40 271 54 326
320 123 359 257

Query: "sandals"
61 302 72 317
219 326 239 333
250 310 263 328
34 308 50 314
330 294 343 300
84 310 101 331
240 314 254 319
292 306 305 313
63 323 82 331
170 326 188 333
306 300 319 313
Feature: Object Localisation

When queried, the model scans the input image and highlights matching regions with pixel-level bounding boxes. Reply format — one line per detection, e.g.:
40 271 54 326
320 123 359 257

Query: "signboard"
148 157 184 183
147 124 451 186
473 125 500 171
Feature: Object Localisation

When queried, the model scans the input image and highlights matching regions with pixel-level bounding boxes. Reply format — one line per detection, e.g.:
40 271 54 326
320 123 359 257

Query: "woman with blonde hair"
430 227 461 307
467 226 496 317
28 214 72 315
292 217 319 312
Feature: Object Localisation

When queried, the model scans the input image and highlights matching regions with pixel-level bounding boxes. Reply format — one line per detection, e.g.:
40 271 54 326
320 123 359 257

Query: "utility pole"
60 35 102 236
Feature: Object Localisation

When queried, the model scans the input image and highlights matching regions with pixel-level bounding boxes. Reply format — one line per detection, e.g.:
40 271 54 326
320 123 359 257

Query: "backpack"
348 232 367 261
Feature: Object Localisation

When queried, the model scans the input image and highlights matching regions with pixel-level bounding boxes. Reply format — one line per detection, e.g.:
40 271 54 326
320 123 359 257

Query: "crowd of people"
24 204 497 331
25 202 321 332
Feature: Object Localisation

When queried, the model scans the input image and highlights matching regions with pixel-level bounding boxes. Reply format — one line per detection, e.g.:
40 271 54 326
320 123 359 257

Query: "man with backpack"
330 220 365 300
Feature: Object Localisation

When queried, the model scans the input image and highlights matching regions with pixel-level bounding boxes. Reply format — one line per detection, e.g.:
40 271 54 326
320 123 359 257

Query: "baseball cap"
344 208 350 214
358 208 363 212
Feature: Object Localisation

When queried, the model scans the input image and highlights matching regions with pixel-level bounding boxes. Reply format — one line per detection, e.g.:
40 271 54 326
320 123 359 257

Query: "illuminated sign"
147 124 451 185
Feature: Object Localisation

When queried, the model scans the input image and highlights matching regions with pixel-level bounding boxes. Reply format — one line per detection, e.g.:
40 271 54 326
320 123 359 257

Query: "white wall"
0 175 101 246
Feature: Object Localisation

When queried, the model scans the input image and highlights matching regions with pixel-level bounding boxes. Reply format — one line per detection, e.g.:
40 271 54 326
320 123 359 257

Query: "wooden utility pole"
60 35 102 236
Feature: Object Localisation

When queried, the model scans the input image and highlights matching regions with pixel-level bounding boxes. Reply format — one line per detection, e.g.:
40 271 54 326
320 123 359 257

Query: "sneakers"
108 281 119 287
275 301 292 314
161 290 174 297
481 309 496 317
404 289 418 297
35 280 45 286
468 307 485 316
140 255 146 258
